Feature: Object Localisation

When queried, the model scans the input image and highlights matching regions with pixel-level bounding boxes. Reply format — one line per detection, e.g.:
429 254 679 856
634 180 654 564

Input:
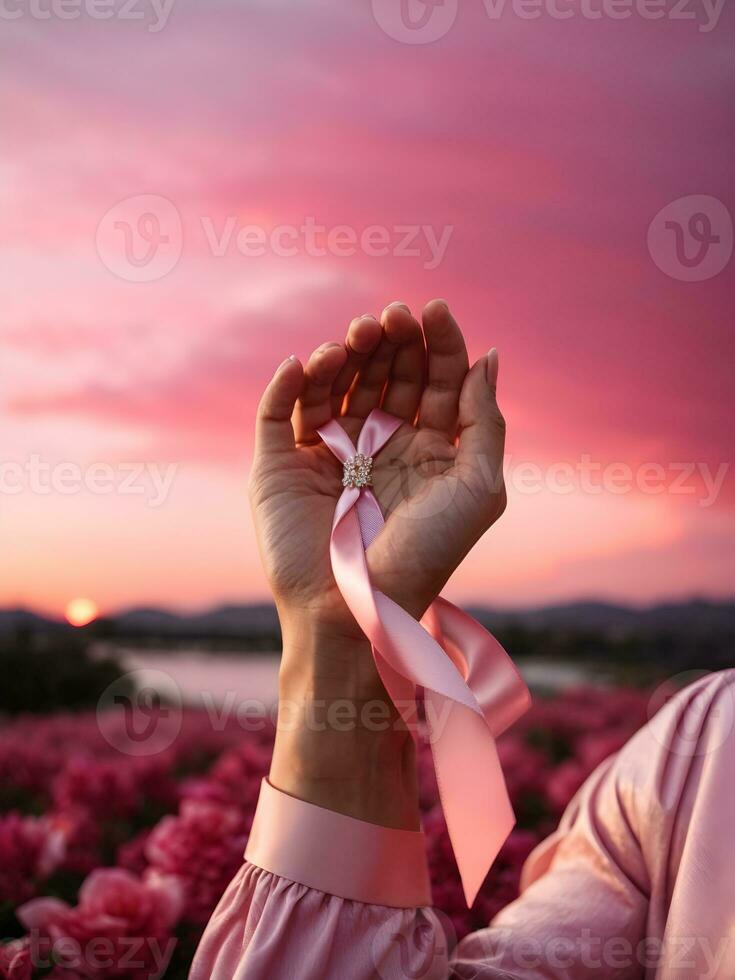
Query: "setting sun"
65 598 99 628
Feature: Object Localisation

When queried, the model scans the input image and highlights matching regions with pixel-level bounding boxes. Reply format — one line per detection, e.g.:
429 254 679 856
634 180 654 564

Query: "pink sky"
1 1 733 617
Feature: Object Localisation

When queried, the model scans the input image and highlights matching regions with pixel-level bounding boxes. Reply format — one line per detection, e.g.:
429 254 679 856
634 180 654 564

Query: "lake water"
112 648 598 706
115 649 281 707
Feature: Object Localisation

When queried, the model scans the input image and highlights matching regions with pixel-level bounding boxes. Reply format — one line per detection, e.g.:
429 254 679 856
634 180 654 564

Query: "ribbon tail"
423 599 530 903
425 690 514 906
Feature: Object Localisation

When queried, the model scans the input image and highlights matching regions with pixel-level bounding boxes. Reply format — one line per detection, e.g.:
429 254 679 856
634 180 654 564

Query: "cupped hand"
248 300 507 666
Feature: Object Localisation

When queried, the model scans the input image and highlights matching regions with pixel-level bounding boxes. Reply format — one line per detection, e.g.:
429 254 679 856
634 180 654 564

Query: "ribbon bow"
317 408 531 906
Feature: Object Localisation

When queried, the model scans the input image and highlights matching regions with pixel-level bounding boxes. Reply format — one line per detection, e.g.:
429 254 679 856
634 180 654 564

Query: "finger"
456 348 506 485
255 355 303 455
380 304 425 422
330 315 382 417
417 299 469 438
342 302 409 420
294 342 348 444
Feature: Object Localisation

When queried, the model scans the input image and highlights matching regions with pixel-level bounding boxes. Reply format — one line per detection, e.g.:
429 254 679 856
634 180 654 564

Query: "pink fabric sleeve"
189 781 446 980
243 778 431 908
191 670 734 980
454 668 735 978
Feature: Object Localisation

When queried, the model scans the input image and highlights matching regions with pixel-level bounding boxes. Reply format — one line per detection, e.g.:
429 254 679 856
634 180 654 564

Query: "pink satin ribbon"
317 408 531 906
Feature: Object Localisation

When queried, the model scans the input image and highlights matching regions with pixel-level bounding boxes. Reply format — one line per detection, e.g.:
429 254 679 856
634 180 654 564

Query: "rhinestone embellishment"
342 453 374 489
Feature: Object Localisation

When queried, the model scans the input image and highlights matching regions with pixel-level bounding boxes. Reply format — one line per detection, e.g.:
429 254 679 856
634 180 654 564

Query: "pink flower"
126 756 179 812
17 868 183 979
145 800 248 924
52 759 139 820
180 741 269 815
497 737 551 807
577 729 629 769
45 809 101 876
0 812 66 905
546 759 588 812
0 691 655 973
0 938 32 980
116 831 152 876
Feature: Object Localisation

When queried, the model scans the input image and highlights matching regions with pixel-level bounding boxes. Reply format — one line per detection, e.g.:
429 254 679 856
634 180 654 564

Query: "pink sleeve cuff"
244 779 432 908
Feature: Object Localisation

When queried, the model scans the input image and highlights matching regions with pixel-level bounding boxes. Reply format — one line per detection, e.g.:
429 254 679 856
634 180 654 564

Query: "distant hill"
113 603 280 636
0 608 66 634
465 599 735 639
2 599 733 642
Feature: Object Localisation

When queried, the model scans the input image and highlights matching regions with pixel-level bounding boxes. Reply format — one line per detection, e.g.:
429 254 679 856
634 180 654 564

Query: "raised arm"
247 298 507 832
191 300 508 979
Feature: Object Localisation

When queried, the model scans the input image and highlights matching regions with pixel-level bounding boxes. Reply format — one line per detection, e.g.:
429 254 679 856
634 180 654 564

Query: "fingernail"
486 348 499 386
279 354 297 368
360 313 378 320
385 301 410 312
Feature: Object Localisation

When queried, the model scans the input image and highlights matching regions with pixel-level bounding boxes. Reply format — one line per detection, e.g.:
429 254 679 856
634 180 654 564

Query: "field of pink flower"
0 687 652 979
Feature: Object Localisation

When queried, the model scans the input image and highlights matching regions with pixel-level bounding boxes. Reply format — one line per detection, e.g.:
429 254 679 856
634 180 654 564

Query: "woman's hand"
248 300 507 827
249 299 506 646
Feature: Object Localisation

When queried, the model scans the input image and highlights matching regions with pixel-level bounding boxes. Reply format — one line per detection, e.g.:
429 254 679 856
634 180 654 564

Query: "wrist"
270 621 420 830
277 609 383 701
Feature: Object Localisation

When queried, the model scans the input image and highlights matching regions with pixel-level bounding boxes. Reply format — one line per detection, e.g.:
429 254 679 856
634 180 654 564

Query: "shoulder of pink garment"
317 409 531 906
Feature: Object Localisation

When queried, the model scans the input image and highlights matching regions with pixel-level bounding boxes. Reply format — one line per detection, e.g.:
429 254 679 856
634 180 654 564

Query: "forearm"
269 615 420 830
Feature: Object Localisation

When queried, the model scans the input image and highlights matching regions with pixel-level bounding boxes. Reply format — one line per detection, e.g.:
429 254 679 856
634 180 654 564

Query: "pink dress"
191 670 735 979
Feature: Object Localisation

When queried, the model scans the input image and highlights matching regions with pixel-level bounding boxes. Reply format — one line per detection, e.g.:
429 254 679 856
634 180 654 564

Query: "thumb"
254 355 304 456
456 348 506 483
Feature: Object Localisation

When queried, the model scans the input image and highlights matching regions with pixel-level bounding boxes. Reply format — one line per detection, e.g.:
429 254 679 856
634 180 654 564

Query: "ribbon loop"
317 410 530 906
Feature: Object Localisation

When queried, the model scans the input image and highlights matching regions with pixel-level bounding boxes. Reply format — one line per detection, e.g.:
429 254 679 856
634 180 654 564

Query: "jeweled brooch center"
342 453 374 489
